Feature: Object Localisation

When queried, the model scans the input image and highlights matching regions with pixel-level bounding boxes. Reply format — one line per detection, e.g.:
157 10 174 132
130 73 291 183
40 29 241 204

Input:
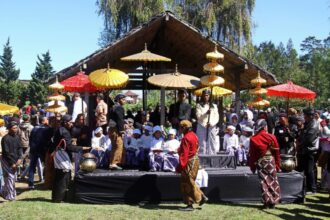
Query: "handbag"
53 139 73 170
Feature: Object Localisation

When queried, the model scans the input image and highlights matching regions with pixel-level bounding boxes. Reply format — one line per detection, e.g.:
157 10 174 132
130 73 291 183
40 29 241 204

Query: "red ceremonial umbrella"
267 81 316 111
60 70 98 93
60 69 99 122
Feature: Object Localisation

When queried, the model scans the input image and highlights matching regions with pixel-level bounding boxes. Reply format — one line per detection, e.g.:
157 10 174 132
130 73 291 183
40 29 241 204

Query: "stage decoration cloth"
0 103 19 115
267 80 316 100
147 65 200 89
89 65 129 89
72 167 304 204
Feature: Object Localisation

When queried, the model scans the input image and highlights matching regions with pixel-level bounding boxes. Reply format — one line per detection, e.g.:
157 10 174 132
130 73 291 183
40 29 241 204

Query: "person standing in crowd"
71 93 87 123
196 89 219 155
296 108 319 194
168 89 192 129
51 114 90 203
108 94 126 170
274 113 295 155
28 116 52 189
249 119 281 209
95 93 108 134
240 110 254 128
0 121 23 201
176 120 208 211
17 114 34 178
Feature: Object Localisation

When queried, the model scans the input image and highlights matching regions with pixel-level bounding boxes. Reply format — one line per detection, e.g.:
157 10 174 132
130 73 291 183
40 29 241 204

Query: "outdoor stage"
72 167 305 204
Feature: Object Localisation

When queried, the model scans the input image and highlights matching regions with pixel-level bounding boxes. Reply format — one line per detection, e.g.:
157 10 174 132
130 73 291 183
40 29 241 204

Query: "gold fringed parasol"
200 75 225 87
0 103 19 115
194 86 232 97
147 65 199 89
251 71 267 86
248 97 270 108
203 62 224 74
249 87 268 95
89 64 129 89
45 102 68 113
47 94 66 101
49 75 64 90
206 45 224 61
120 43 171 62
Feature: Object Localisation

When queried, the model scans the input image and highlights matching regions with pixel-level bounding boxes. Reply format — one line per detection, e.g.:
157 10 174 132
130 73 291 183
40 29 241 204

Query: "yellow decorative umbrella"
206 45 224 61
248 97 270 108
147 65 199 89
49 75 64 90
121 43 171 62
203 62 224 74
0 118 4 126
251 71 267 86
0 103 19 115
47 94 66 101
200 75 224 87
45 102 68 113
89 65 129 89
249 87 268 95
194 86 232 97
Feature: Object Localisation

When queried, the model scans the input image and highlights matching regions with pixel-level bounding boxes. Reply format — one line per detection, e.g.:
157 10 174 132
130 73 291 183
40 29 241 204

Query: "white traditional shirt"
163 139 180 152
223 133 239 151
72 97 87 122
127 137 143 150
150 137 164 151
91 134 105 150
239 135 251 152
196 103 219 127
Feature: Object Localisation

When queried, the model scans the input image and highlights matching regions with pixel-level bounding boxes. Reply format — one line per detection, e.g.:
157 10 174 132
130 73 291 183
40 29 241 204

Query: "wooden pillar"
235 71 241 116
160 87 165 125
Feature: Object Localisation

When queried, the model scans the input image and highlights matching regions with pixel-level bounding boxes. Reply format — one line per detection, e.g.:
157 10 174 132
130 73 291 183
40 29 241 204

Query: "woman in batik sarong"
163 129 180 172
196 89 219 155
249 119 281 209
176 120 208 211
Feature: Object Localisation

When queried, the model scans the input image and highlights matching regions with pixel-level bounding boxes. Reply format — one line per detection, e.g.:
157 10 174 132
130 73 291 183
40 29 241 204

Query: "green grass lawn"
0 183 329 220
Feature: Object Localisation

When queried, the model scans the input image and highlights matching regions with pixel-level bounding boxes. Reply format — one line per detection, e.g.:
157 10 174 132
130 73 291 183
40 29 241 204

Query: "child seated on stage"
162 129 180 172
125 129 143 168
138 125 153 170
91 127 107 168
149 126 164 171
238 126 253 166
223 125 239 157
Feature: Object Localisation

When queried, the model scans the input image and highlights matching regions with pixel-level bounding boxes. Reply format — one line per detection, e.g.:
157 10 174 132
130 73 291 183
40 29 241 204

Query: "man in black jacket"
297 108 319 194
108 94 126 170
168 90 192 129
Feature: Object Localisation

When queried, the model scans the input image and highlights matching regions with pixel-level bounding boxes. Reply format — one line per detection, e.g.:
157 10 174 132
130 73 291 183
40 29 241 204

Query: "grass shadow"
18 197 52 203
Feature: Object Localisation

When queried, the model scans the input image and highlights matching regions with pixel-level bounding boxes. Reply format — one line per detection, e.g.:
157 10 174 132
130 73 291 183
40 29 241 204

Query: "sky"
0 0 329 80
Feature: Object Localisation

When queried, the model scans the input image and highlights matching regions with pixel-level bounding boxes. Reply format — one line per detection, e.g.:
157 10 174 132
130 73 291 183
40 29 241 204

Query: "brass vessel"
80 153 97 172
280 154 296 172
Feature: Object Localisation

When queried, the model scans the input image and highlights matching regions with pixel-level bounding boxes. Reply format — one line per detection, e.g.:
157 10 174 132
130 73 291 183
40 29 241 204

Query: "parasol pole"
206 86 214 142
286 96 290 115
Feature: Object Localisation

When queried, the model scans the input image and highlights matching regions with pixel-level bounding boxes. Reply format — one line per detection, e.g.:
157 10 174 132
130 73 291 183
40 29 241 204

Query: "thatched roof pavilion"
54 11 277 92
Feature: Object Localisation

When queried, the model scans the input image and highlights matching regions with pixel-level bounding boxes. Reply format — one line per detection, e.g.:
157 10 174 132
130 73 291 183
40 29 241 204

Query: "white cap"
94 127 103 134
144 125 153 132
133 129 141 135
153 125 162 134
227 125 236 131
168 128 177 136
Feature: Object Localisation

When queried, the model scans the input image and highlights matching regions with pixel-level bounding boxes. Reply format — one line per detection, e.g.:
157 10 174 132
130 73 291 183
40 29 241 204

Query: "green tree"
0 81 25 105
96 0 255 51
26 51 55 105
0 38 20 81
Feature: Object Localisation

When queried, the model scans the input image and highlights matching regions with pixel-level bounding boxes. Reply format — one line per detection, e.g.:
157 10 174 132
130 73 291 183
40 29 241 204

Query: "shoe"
179 205 194 211
199 195 208 206
306 191 316 195
28 185 35 190
109 165 123 170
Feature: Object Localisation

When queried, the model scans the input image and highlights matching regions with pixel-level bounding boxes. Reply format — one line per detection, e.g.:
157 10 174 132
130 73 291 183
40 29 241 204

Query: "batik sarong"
149 152 164 171
90 149 107 168
109 128 125 166
257 155 281 205
0 159 16 200
180 156 204 205
163 153 179 172
197 123 219 155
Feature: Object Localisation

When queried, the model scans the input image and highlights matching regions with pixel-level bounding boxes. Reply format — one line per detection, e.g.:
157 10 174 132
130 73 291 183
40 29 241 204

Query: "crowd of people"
0 88 329 210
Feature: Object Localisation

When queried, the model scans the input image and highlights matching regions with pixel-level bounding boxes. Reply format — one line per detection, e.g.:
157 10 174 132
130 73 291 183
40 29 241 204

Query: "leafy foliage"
96 0 255 51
